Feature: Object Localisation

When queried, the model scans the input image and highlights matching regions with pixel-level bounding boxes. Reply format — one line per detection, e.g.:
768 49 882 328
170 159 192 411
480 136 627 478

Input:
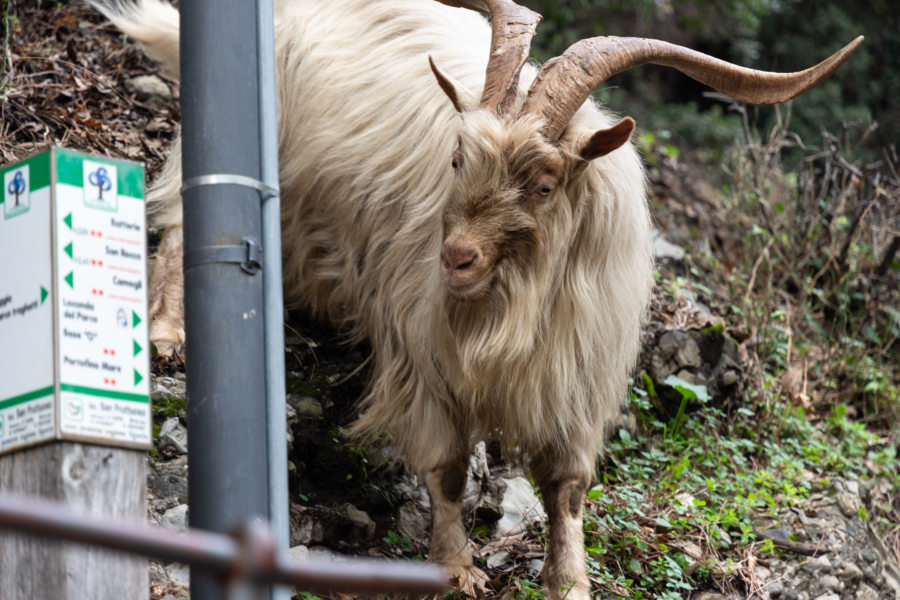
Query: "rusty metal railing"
0 492 446 598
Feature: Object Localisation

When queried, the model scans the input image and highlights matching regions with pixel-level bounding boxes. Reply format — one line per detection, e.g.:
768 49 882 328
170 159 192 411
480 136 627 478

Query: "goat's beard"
433 254 555 389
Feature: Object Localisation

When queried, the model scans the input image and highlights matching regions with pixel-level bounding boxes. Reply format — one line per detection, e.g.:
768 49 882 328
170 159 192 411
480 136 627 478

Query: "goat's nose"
441 243 479 273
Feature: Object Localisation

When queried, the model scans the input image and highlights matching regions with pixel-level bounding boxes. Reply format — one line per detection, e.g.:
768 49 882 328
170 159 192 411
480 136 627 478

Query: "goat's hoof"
445 564 490 599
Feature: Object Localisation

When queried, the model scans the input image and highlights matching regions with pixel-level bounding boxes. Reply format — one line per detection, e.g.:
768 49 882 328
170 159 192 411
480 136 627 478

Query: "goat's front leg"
424 454 487 597
148 223 186 357
531 452 592 600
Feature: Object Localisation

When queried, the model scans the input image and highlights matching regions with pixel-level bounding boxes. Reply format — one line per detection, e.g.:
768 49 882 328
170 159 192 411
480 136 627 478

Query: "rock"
291 395 324 418
674 540 703 576
656 330 703 373
289 545 309 561
486 550 510 569
165 563 190 587
653 230 686 263
345 504 376 539
810 555 833 573
463 441 491 514
855 583 880 600
307 546 349 563
150 473 189 504
495 477 546 536
150 561 190 592
149 561 189 600
762 527 793 541
820 574 841 591
159 417 188 455
160 504 188 530
289 503 379 548
397 499 430 538
126 74 172 100
151 376 187 404
841 562 864 585
836 492 859 517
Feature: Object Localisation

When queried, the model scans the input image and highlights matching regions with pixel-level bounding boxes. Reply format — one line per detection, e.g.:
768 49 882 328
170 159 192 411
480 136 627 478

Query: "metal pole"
255 1 290 599
180 1 270 598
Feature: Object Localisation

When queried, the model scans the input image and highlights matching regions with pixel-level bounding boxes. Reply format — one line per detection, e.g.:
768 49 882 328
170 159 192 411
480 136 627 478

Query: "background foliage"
528 0 898 154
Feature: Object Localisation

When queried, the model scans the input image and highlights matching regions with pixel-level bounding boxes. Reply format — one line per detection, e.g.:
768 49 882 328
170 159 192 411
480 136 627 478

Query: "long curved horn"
521 35 864 141
435 0 541 115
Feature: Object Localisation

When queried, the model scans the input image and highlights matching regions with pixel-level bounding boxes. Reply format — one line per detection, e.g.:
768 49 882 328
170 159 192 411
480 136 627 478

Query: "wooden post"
0 444 147 598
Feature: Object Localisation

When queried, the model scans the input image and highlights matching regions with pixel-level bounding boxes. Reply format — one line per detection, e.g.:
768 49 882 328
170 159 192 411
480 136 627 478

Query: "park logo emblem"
3 164 30 219
82 160 118 211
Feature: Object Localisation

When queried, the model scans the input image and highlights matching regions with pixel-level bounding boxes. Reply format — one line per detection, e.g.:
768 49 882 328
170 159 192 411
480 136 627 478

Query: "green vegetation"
502 383 897 598
718 109 900 420
576 394 898 598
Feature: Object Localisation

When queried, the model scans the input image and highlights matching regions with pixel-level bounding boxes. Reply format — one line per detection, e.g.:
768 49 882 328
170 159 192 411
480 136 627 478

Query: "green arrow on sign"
64 272 74 289
132 310 142 328
133 339 142 356
63 213 72 230
64 242 73 259
40 286 48 304
134 369 143 386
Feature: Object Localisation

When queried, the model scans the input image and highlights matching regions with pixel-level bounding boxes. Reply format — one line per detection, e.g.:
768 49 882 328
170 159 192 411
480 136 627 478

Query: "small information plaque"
0 148 150 453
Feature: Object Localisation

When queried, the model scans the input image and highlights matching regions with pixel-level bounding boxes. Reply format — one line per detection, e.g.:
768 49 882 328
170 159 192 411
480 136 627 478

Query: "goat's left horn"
435 0 542 115
521 35 865 141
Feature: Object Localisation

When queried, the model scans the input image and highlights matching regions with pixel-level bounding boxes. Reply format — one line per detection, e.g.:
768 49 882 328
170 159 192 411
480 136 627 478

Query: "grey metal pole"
180 1 270 598
255 2 290 600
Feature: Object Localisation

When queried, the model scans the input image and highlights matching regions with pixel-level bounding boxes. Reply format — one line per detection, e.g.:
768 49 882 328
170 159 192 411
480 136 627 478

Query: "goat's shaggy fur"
95 1 654 597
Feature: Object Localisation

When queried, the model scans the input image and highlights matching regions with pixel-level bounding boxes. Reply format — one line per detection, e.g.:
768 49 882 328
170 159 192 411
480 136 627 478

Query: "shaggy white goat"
93 0 861 596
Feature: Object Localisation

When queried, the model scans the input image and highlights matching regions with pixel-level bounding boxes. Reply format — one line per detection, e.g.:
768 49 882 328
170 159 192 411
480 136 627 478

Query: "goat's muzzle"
441 240 493 299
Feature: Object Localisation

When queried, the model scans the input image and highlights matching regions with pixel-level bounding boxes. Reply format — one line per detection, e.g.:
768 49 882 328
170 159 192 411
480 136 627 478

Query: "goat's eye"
451 150 462 170
526 174 558 203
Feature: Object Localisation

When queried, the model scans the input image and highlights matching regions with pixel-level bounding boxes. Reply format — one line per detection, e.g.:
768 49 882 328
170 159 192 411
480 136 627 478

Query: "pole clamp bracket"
181 173 279 200
180 173 275 275
184 237 262 275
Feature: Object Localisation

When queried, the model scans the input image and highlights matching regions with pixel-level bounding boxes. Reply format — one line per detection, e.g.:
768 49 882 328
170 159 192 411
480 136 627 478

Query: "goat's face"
436 106 636 305
439 112 569 302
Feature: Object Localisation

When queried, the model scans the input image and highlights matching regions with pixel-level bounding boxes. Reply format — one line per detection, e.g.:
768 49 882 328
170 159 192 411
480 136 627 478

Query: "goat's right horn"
435 0 542 116
521 35 865 141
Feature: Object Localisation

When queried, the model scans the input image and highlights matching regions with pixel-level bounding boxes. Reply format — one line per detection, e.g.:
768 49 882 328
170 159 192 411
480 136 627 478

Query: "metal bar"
0 493 448 595
254 0 291 599
0 493 237 573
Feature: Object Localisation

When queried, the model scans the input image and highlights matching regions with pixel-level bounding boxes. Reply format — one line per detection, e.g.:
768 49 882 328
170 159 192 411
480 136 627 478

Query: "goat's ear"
579 117 636 162
429 56 467 113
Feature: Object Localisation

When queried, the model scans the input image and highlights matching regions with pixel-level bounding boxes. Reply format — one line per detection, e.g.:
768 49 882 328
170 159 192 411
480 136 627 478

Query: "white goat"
93 0 861 596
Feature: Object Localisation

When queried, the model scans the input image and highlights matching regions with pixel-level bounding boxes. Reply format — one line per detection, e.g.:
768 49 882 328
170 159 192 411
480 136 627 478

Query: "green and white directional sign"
0 148 151 453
